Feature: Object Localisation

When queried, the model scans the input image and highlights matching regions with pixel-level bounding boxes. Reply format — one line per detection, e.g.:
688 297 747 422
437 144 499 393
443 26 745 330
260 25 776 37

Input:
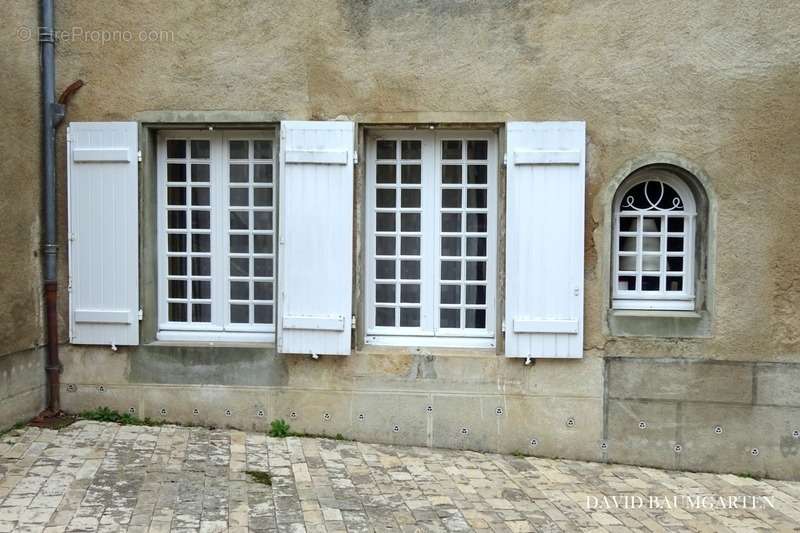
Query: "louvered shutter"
67 122 139 346
504 122 585 358
277 121 355 355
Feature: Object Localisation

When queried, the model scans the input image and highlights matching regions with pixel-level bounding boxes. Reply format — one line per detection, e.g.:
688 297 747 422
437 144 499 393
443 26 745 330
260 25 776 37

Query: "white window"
365 131 497 347
612 170 696 311
157 130 275 342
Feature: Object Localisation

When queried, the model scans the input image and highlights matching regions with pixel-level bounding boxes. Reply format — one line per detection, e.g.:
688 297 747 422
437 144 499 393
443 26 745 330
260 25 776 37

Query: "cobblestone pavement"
1 422 799 532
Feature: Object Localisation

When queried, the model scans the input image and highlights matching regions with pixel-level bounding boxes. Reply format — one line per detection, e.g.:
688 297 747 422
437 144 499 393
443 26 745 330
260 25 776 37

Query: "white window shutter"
277 121 355 355
67 122 139 346
504 122 585 358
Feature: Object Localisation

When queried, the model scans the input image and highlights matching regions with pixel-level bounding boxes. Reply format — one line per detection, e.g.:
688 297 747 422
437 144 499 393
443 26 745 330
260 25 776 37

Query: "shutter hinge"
68 233 76 242
353 151 358 165
66 127 70 143
137 150 142 163
503 153 507 166
138 309 143 321
501 320 506 332
351 315 356 330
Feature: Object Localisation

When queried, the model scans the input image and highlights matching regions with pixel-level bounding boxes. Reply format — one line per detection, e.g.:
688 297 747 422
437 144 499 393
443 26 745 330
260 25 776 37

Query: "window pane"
191 187 210 206
401 189 421 208
466 189 487 208
465 309 486 329
400 308 420 327
401 165 421 184
191 164 209 182
191 234 210 253
466 237 486 257
168 257 186 276
167 140 186 159
467 140 488 160
401 237 421 256
466 285 486 305
192 280 211 300
230 257 249 277
401 213 421 232
619 255 636 271
467 165 487 184
466 213 487 233
167 187 186 206
441 213 461 233
401 260 420 280
254 281 273 301
466 261 486 281
440 285 460 304
191 211 210 230
376 140 395 160
618 236 636 252
401 284 420 304
442 189 461 208
377 164 395 184
167 210 186 229
191 140 210 159
376 188 396 208
230 305 249 323
442 141 461 160
253 258 272 277
254 164 272 183
440 308 460 328
254 305 273 324
253 235 272 254
441 237 461 257
617 275 636 291
230 164 248 183
442 165 461 184
230 211 248 230
168 303 187 322
401 140 421 159
192 304 211 322
230 281 249 301
375 307 395 327
253 211 272 231
642 237 660 251
642 217 661 232
376 237 395 256
667 256 683 272
376 260 395 280
230 235 249 253
229 140 249 159
192 257 211 276
168 234 186 253
667 237 684 252
642 276 660 291
642 255 660 271
667 276 683 291
667 217 684 233
167 163 186 182
376 212 395 232
254 140 272 159
375 284 395 303
254 188 272 207
619 216 637 232
441 261 460 280
230 188 249 207
168 280 186 299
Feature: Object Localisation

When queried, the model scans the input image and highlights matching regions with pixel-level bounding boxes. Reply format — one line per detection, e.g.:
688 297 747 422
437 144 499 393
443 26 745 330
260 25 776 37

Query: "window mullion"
212 132 226 329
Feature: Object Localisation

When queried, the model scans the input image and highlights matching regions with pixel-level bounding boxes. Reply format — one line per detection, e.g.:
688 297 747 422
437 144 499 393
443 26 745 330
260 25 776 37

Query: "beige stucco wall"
3 0 800 476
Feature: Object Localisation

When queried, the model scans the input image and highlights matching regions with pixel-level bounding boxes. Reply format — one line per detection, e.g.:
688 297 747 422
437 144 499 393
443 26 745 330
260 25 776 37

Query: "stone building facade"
2 1 799 480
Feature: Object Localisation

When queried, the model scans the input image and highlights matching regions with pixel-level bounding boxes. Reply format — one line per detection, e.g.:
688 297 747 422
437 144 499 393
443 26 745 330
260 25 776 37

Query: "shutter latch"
138 309 143 321
351 315 356 330
137 150 142 163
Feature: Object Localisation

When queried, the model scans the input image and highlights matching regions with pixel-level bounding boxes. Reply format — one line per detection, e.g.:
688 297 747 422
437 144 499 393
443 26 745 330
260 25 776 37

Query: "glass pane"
230 211 248 230
376 188 396 208
442 165 461 184
192 280 211 300
377 165 395 184
401 260 420 280
667 217 684 233
442 141 462 160
254 164 272 183
254 281 272 301
376 140 395 160
642 255 660 271
168 257 186 276
467 165 487 184
618 236 636 252
376 260 395 280
401 213 421 232
192 304 211 322
401 165 421 184
166 140 186 159
465 309 486 329
168 280 186 299
619 216 637 232
441 237 461 257
618 255 636 271
440 308 460 328
375 307 395 327
191 164 209 182
401 140 421 159
254 140 272 159
230 164 249 183
642 217 661 232
401 237 421 256
167 210 186 229
466 261 486 281
466 237 486 257
167 163 186 182
253 235 272 254
230 188 249 207
668 237 684 252
376 212 395 232
254 188 272 207
167 234 186 253
191 140 210 159
667 256 683 272
254 305 273 324
191 187 210 206
401 189 421 208
401 284 420 304
617 275 636 291
230 257 249 277
667 276 683 291
192 257 211 276
642 276 660 291
191 234 210 253
230 281 249 301
440 285 460 304
441 261 460 280
400 308 420 327
376 236 395 256
167 187 186 206
253 258 272 277
229 140 249 159
191 211 210 230
442 189 461 208
466 285 486 305
253 211 272 231
642 237 660 251
230 235 249 253
375 284 395 304
168 303 187 322
230 305 249 323
441 213 461 233
467 140 488 160
466 213 487 233
466 189 487 208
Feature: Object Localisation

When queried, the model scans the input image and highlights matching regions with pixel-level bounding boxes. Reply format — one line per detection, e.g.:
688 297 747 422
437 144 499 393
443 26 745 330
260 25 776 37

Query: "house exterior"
2 1 799 480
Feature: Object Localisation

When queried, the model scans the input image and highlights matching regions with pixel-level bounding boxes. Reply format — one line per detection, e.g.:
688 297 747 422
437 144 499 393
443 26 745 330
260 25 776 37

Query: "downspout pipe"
41 0 64 414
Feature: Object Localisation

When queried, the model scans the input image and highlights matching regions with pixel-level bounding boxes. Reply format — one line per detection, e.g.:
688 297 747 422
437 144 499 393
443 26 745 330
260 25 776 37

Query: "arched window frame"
612 170 697 311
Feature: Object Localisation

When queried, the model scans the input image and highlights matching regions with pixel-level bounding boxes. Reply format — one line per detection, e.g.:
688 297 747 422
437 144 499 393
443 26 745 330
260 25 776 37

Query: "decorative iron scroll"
620 180 684 212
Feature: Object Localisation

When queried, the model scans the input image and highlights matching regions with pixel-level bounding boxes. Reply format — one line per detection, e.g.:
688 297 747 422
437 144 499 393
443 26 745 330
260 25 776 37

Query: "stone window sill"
607 308 711 338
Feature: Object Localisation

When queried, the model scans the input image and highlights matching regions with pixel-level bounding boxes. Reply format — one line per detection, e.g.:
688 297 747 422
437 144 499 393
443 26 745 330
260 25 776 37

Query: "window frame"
364 129 498 348
611 171 697 311
156 129 276 343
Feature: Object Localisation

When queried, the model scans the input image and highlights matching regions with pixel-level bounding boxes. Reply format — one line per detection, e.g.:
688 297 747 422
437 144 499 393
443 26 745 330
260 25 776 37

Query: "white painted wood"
284 149 349 165
68 122 139 346
282 315 346 331
504 121 585 358
277 121 355 355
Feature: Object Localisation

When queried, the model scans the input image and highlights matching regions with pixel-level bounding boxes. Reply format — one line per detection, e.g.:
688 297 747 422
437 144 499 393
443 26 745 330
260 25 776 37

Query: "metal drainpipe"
41 0 64 414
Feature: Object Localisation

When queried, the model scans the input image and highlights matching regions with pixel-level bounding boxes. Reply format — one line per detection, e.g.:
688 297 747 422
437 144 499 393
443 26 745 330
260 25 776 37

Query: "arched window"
612 169 696 310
